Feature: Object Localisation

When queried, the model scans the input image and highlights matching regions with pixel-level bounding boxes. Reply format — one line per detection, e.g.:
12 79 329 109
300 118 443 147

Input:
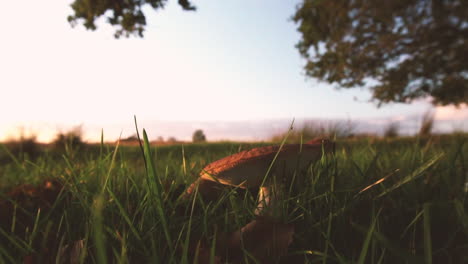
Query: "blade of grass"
92 194 107 264
320 230 348 264
376 248 386 264
180 182 198 263
0 245 16 263
423 203 432 264
356 169 399 196
357 207 382 264
453 199 468 237
10 204 17 233
79 233 89 264
352 222 424 263
363 153 380 179
182 145 187 178
322 211 332 264
259 119 294 189
117 231 128 264
134 115 147 172
106 188 145 250
27 208 41 246
142 129 172 248
99 128 104 161
55 235 67 264
377 153 443 198
0 226 33 253
210 226 218 264
400 209 424 239
102 136 120 191
310 203 348 229
0 143 21 167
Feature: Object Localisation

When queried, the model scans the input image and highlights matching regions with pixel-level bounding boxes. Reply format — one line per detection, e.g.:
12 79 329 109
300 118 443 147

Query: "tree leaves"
294 0 468 106
68 0 196 38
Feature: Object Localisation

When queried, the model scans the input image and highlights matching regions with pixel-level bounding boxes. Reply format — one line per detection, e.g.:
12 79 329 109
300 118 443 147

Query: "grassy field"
0 133 467 263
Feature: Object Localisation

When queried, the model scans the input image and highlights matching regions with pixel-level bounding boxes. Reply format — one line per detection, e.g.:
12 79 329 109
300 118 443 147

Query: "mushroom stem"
255 185 284 219
255 187 270 216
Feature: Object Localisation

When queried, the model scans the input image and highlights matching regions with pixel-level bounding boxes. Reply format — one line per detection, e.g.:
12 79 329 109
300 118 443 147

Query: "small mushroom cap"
200 139 334 188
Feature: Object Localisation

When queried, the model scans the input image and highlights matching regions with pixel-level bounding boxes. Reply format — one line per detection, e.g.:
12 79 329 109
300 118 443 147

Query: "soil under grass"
0 135 466 263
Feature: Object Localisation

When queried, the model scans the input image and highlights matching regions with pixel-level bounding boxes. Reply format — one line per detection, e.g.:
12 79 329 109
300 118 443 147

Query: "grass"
0 133 467 263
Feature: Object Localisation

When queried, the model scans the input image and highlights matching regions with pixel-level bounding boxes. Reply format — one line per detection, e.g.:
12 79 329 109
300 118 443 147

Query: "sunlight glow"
435 104 468 121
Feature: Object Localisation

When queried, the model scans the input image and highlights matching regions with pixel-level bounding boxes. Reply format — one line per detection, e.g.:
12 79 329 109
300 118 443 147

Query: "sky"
0 0 467 142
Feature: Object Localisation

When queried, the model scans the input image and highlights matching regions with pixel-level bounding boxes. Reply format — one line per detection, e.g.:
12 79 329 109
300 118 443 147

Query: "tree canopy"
68 0 467 105
68 0 195 38
293 0 467 106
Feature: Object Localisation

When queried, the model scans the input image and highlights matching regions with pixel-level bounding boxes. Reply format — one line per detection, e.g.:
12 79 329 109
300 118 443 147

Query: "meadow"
0 132 467 263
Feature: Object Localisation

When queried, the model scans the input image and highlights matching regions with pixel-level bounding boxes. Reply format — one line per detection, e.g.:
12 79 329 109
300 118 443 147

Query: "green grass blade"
92 194 107 264
106 188 144 246
99 128 104 161
453 199 468 237
322 231 348 264
352 222 424 263
259 119 294 188
0 245 16 263
181 184 198 263
133 115 147 171
322 211 332 264
142 129 172 248
182 145 187 178
28 208 41 246
357 207 382 264
0 227 33 253
10 204 17 233
377 153 443 198
0 144 21 167
209 227 217 264
400 210 424 239
423 203 432 264
103 137 120 191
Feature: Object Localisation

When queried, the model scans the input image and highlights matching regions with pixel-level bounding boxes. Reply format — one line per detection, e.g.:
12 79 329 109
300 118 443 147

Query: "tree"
383 122 399 138
68 0 196 38
192 129 206 143
293 0 467 106
167 137 177 143
53 126 86 152
68 0 467 105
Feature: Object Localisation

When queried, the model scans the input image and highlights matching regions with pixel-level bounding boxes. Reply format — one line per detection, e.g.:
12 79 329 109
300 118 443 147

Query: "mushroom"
185 138 334 217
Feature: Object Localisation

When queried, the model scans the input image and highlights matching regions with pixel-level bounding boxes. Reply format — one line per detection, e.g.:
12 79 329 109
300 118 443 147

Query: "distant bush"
270 120 356 143
192 129 207 143
121 134 139 142
167 137 177 143
384 122 399 138
3 135 41 161
52 126 85 153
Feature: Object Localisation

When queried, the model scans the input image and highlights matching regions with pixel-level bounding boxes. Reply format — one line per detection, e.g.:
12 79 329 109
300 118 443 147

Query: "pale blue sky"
0 0 466 142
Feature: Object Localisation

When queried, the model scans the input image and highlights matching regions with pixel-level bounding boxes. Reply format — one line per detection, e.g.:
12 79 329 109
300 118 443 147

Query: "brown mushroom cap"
199 139 334 188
